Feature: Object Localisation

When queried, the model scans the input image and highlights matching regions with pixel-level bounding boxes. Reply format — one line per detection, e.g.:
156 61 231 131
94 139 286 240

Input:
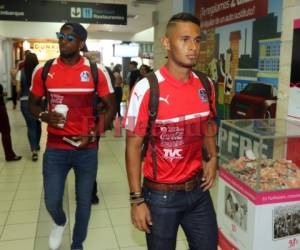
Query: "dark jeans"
11 84 17 107
114 87 123 117
43 147 98 250
143 185 218 250
0 105 16 160
20 100 41 151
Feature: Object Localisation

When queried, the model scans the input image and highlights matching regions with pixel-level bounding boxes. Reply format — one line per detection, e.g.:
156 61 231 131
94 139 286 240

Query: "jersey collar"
160 65 194 87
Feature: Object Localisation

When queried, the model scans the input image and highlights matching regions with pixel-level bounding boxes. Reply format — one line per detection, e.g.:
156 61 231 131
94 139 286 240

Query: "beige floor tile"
100 182 129 196
0 175 21 183
0 200 12 213
0 238 34 250
1 223 36 240
0 182 18 192
113 225 146 248
18 180 43 190
84 227 118 250
0 213 8 226
0 191 15 201
14 190 42 200
11 199 41 211
108 207 131 226
103 194 130 209
6 210 39 224
121 246 147 250
69 210 112 230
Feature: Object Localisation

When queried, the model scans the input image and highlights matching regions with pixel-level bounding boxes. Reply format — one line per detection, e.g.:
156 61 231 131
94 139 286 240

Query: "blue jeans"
143 184 218 250
20 100 41 151
43 148 98 250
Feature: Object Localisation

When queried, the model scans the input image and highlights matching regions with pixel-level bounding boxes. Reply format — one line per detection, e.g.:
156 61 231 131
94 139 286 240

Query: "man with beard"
29 23 115 250
124 13 218 250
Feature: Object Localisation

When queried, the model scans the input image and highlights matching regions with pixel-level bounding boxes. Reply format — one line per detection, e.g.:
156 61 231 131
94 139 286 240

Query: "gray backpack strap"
41 58 55 94
144 72 159 180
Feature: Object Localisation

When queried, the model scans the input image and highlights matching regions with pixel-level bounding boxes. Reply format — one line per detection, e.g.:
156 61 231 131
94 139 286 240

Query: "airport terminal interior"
1 0 300 250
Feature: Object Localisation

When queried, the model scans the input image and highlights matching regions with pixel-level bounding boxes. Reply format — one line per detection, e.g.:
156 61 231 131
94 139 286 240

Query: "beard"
60 50 78 59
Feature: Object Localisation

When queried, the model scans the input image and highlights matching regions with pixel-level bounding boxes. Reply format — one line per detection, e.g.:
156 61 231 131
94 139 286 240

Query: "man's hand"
77 130 96 148
201 156 218 191
131 203 152 233
43 111 66 128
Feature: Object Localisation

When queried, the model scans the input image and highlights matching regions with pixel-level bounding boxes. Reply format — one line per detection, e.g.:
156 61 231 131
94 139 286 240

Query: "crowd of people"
0 12 219 250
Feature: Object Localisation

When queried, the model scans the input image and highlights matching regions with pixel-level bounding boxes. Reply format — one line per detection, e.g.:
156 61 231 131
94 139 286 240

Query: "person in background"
29 22 115 250
112 64 123 117
127 60 140 91
124 12 218 250
0 83 22 162
136 64 151 82
10 67 18 110
16 52 41 161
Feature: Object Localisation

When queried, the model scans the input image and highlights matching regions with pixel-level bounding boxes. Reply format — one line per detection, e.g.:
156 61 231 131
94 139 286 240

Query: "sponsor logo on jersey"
163 148 183 162
80 71 90 82
198 89 208 103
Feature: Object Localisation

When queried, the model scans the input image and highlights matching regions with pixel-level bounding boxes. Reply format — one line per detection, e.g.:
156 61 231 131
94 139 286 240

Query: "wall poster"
195 0 282 120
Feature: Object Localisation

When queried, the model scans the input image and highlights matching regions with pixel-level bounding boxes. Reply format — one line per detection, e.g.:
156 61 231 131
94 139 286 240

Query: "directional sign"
0 1 127 25
71 7 81 18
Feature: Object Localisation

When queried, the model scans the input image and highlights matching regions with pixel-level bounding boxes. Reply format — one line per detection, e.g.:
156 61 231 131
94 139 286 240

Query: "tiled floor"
0 104 219 250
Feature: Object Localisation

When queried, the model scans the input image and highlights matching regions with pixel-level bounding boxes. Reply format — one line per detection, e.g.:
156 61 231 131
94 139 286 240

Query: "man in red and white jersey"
125 13 218 250
29 23 115 250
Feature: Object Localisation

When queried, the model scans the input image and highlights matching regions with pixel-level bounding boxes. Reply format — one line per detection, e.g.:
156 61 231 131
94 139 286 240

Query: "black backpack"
142 70 216 180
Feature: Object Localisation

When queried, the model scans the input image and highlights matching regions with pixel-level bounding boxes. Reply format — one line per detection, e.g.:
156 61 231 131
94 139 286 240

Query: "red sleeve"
30 64 45 97
208 77 217 118
97 66 114 97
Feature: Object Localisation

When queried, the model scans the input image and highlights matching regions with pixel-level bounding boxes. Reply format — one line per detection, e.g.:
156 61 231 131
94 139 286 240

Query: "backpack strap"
193 70 216 117
145 72 159 180
89 59 99 89
41 58 55 93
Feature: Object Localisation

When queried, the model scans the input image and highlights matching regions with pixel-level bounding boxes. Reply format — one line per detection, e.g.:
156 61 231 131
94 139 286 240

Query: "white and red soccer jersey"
31 56 114 149
124 65 216 183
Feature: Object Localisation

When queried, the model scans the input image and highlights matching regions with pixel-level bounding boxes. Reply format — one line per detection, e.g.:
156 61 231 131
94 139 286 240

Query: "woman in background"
112 64 123 117
16 52 41 161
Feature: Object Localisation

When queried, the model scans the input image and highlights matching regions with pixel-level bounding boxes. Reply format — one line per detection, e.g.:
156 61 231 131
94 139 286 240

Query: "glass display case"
217 119 300 250
218 118 300 192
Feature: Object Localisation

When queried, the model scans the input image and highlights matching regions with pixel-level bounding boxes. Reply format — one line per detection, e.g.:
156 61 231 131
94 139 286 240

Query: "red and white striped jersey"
31 56 114 149
124 65 216 183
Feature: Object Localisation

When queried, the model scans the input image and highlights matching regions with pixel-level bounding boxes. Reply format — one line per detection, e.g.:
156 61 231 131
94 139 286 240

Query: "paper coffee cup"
54 104 69 128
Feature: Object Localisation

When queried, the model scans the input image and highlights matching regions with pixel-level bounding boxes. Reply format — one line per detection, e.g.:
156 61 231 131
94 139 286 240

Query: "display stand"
217 119 300 250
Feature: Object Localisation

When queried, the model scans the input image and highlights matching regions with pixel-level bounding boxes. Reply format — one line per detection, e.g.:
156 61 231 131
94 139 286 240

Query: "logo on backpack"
198 89 208 103
80 71 90 82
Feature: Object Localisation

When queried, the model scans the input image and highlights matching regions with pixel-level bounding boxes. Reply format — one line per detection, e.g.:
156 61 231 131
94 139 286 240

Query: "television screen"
113 43 139 57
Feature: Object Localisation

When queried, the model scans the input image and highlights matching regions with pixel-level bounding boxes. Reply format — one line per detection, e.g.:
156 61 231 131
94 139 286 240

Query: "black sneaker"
91 195 99 205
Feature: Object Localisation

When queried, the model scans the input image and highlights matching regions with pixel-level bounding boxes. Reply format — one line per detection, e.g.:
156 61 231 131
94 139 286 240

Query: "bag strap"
41 58 55 93
89 60 99 90
193 70 216 117
145 72 159 180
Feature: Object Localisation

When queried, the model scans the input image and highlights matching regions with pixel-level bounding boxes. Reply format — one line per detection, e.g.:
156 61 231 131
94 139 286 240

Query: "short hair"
130 61 138 67
167 12 200 29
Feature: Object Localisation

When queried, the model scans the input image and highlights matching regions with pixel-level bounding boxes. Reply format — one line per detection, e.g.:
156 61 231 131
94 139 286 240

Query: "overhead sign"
0 1 127 25
195 0 268 29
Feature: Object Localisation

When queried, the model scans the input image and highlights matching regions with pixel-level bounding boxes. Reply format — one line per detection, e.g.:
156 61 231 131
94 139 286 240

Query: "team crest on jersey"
198 88 208 103
80 71 90 82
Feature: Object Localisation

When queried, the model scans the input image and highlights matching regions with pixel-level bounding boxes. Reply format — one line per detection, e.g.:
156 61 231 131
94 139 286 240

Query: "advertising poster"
195 0 282 119
288 19 300 119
